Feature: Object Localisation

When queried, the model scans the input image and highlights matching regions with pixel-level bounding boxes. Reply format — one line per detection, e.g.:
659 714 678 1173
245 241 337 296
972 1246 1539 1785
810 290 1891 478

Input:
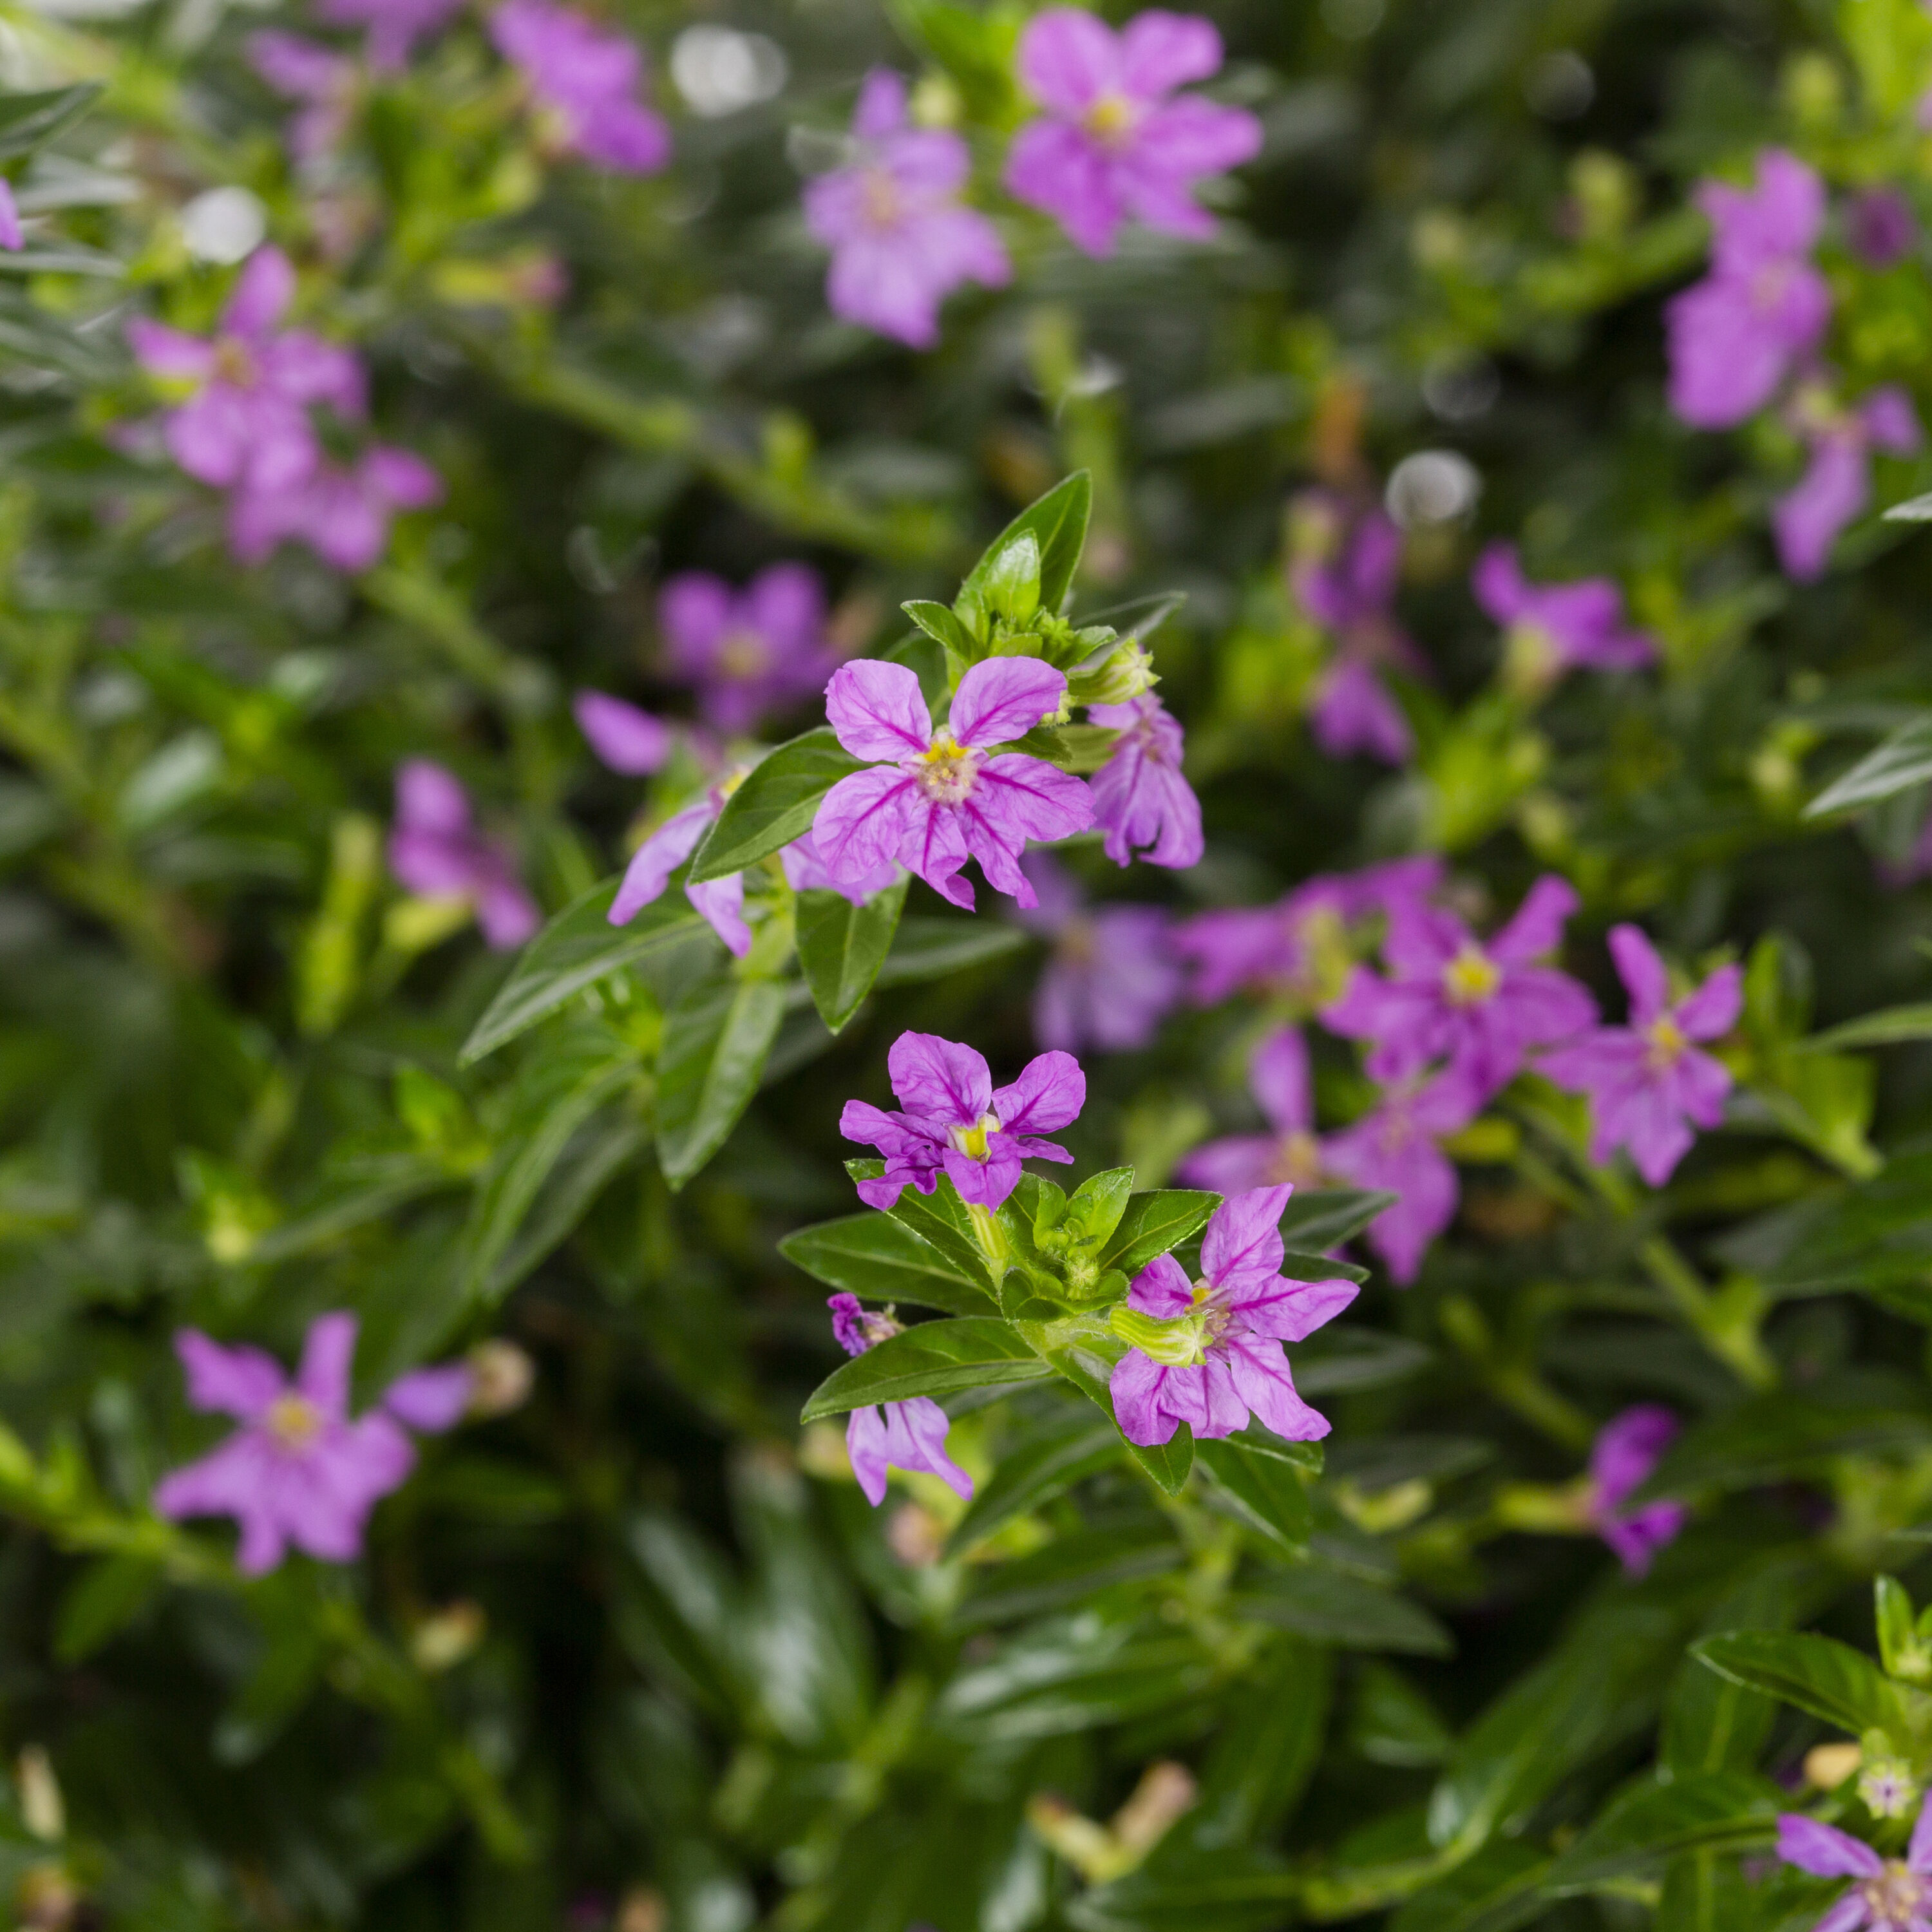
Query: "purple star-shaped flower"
1319 1070 1480 1284
1108 1184 1355 1448
574 688 677 775
127 247 366 498
387 759 540 951
802 70 1010 349
1003 7 1264 257
248 32 358 162
1087 694 1202 870
1179 1027 1325 1194
1471 544 1655 690
658 564 833 734
1665 147 1830 431
1777 1791 1932 1932
153 1312 471 1574
1584 1404 1688 1575
1323 873 1595 1099
1014 852 1181 1054
827 1294 974 1507
1539 923 1740 1186
1773 384 1922 582
491 0 672 175
839 1030 1084 1211
813 658 1093 911
230 444 442 573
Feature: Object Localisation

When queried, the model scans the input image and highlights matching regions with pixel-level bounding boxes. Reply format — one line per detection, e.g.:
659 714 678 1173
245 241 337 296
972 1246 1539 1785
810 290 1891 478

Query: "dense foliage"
17 0 1932 1925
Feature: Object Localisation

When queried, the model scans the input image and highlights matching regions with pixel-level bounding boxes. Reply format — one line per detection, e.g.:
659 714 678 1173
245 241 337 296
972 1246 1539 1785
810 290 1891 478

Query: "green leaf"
956 471 1091 627
1389 1842 1550 1932
900 598 976 656
459 884 703 1063
795 875 907 1034
1692 1630 1908 1735
1099 1188 1220 1277
1196 1429 1317 1548
1281 1249 1369 1283
946 1403 1121 1553
799 1316 1052 1421
1236 1566 1452 1656
1800 1003 1932 1051
0 84 101 161
953 1517 1183 1626
656 977 786 1188
1193 1637 1334 1847
980 529 1042 624
687 730 867 884
54 1554 161 1664
1293 1329 1434 1394
1805 715 1932 817
778 1211 998 1316
1541 1772 1784 1892
1280 1188 1397 1249
844 1166 1003 1294
1640 1376 1932 1490
871 914 1027 987
1018 1312 1196 1493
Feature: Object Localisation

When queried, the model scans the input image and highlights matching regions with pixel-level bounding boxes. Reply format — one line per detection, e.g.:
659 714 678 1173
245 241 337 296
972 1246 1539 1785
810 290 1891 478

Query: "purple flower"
659 564 832 734
803 70 1010 349
314 0 462 68
1014 851 1181 1054
1004 7 1264 257
248 32 357 162
126 247 365 497
1471 544 1655 691
574 689 675 775
491 0 672 175
1584 1404 1688 1575
1320 1071 1480 1284
153 1313 470 1574
1539 923 1740 1186
388 759 540 950
827 1294 973 1506
1774 385 1923 582
1108 1184 1355 1448
1847 187 1917 269
1665 149 1830 430
777 827 902 902
814 658 1094 911
0 181 23 252
1777 1792 1932 1932
1178 1027 1325 1193
1087 694 1202 870
230 444 443 572
1323 874 1595 1100
839 1030 1084 1210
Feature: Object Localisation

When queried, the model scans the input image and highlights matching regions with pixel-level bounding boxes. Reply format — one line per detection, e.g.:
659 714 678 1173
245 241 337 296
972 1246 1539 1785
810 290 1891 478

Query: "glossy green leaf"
956 471 1090 628
1388 1841 1550 1932
799 1316 1051 1421
900 598 976 656
871 914 1028 987
778 1211 997 1316
656 977 786 1188
0 84 101 160
1193 1636 1333 1847
1279 1187 1397 1249
794 875 907 1033
686 730 867 883
1018 1312 1195 1493
1195 1429 1317 1548
1542 1771 1783 1891
946 1403 1120 1552
1236 1566 1452 1656
1691 1629 1908 1734
1099 1188 1220 1278
843 1165 1003 1294
953 1517 1182 1626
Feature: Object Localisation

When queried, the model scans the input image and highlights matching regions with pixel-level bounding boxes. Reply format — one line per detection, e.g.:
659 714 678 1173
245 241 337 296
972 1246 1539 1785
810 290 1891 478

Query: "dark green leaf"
900 598 976 656
656 977 786 1188
795 875 907 1034
1293 1329 1434 1394
1193 1637 1333 1847
0 85 101 161
1099 1188 1220 1277
1389 1841 1551 1932
844 1166 1004 1294
53 1554 160 1664
799 1316 1050 1421
952 1517 1182 1626
1236 1566 1452 1656
1196 1429 1316 1548
1799 1003 1932 1050
1281 1249 1369 1283
1542 1772 1784 1891
1692 1629 1908 1734
956 471 1091 627
871 914 1027 987
1279 1188 1397 1249
779 1211 997 1316
687 730 866 883
946 1403 1120 1553
1017 1312 1195 1493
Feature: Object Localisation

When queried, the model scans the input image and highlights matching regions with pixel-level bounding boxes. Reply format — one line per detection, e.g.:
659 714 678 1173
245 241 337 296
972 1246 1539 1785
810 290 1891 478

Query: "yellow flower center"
266 1394 323 1451
947 1109 1003 1162
1645 1015 1687 1070
1503 621 1560 695
1084 93 1139 149
214 337 258 388
1861 1861 1927 1929
914 729 982 805
1267 1130 1326 1189
716 629 771 680
861 168 902 227
1442 946 1502 1007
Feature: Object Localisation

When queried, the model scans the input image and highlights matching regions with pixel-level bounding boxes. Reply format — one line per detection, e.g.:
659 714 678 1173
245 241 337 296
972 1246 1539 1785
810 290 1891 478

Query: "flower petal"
887 1030 992 1125
296 1311 359 1419
1127 1251 1193 1318
825 659 933 761
1675 962 1743 1041
609 793 717 925
1490 875 1579 963
1119 9 1222 96
1249 1027 1312 1134
176 1330 285 1419
383 1363 473 1431
1776 1815 1882 1880
949 658 1068 751
1018 6 1119 113
1110 1348 1178 1445
575 690 674 775
1200 1184 1290 1291
1606 924 1671 1026
992 1048 1085 1137
687 872 752 958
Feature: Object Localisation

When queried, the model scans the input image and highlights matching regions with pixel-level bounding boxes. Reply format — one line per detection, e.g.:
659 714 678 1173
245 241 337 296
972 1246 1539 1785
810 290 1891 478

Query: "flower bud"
466 1339 535 1417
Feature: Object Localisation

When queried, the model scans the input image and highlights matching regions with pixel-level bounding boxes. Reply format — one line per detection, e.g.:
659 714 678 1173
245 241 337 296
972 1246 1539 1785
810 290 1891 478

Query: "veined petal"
846 1405 891 1504
887 1030 992 1124
1200 1184 1290 1291
1110 1348 1178 1445
1220 1334 1329 1441
1776 1815 1882 1880
1127 1252 1193 1317
991 1048 1085 1137
825 659 933 760
687 873 752 958
1228 1274 1358 1343
815 768 920 884
950 658 1068 750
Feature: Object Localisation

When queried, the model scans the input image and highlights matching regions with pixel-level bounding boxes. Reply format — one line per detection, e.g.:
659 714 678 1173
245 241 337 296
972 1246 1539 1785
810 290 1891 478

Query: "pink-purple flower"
153 1313 471 1574
802 70 1010 348
491 0 672 175
1179 1027 1325 1193
839 1030 1084 1211
249 32 358 162
1776 1794 1932 1932
659 564 832 734
1539 923 1740 1186
1773 384 1922 582
231 445 442 572
1584 1404 1688 1575
574 689 676 775
1320 1071 1480 1284
0 182 21 252
1108 1184 1354 1448
1846 187 1917 269
1471 544 1655 690
1014 853 1181 1054
1665 148 1830 430
1003 8 1264 257
387 759 540 950
1087 694 1202 870
828 1294 974 1506
813 658 1093 911
1323 874 1595 1099
126 246 365 498
314 0 461 68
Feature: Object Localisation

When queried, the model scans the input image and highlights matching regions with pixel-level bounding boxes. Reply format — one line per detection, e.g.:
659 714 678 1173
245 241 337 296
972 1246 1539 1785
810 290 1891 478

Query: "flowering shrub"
10 0 1932 1924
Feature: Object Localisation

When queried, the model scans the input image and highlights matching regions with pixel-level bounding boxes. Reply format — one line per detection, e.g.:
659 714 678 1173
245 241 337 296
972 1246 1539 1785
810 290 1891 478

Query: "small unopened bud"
1111 1761 1196 1861
16 1748 61 1842
1068 640 1157 709
886 1501 945 1568
15 1865 76 1931
1804 1741 1863 1790
410 1600 487 1673
616 1889 667 1932
466 1340 535 1417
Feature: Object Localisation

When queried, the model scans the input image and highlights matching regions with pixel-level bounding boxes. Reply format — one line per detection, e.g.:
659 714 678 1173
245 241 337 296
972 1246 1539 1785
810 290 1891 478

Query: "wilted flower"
1087 694 1202 870
1014 853 1180 1054
814 658 1093 909
1323 874 1595 1099
230 444 443 572
1776 1792 1932 1930
1179 1027 1325 1193
659 564 832 733
802 70 1010 348
1665 148 1830 430
1583 1404 1687 1574
1108 1184 1355 1447
248 32 358 162
1539 923 1740 1186
154 1312 471 1573
828 1295 973 1506
1004 7 1264 256
491 0 672 175
1320 1070 1481 1283
1471 544 1655 693
1773 384 1922 582
839 1029 1084 1210
387 759 540 950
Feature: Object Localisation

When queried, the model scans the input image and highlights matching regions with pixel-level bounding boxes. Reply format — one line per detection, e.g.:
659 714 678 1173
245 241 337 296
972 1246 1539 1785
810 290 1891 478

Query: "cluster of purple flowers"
1665 147 1922 580
127 246 441 572
387 759 540 951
